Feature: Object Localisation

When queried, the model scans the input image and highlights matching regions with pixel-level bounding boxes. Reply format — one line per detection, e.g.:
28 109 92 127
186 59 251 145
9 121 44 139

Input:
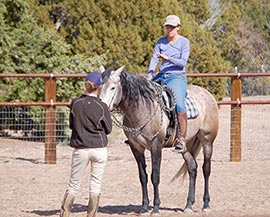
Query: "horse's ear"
115 65 125 74
111 65 125 81
99 65 105 73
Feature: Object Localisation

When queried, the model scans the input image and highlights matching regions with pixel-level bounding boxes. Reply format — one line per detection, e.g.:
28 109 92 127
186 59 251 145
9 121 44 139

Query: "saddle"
155 82 199 146
158 83 199 120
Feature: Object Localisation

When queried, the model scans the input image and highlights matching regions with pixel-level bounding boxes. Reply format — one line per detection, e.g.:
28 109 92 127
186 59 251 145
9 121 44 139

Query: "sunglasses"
165 25 177 29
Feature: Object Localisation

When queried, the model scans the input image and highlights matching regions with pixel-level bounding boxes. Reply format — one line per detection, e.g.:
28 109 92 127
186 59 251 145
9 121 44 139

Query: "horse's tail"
170 137 201 183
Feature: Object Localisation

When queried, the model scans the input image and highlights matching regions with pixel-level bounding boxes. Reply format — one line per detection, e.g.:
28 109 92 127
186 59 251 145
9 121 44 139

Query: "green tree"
185 20 230 100
0 0 105 102
28 0 232 100
209 3 241 68
236 1 270 72
178 0 210 25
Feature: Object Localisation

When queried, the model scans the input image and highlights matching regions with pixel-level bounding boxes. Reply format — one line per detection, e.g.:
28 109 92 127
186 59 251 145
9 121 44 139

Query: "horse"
99 65 219 215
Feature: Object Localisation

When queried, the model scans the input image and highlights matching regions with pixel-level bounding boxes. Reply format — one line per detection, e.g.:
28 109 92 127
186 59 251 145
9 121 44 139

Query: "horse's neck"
121 101 157 124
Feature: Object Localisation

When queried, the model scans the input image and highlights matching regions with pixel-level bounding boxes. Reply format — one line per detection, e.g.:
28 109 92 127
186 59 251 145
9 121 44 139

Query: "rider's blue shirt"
147 35 190 76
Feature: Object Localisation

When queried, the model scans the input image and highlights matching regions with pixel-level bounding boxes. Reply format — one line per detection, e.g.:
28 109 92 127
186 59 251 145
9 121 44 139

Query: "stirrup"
172 143 187 154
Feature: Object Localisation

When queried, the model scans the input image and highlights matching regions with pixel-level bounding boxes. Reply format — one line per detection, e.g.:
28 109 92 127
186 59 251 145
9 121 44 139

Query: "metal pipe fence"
0 72 270 163
0 102 269 163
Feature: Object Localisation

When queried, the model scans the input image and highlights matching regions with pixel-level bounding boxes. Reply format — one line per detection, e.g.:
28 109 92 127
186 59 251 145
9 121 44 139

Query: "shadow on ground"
26 203 183 216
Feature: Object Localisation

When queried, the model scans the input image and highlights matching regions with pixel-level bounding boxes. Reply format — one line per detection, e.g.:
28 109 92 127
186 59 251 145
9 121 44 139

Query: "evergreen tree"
6 0 270 99
28 0 231 100
236 0 270 72
0 0 105 102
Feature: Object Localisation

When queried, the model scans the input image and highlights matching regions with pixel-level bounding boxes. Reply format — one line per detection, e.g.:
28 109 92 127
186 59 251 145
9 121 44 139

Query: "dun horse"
99 66 219 215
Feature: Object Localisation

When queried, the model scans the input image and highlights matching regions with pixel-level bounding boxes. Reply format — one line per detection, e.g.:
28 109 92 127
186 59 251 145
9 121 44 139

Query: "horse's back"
187 85 219 140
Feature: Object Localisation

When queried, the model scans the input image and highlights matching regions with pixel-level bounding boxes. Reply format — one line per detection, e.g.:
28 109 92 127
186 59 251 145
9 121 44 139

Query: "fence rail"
1 99 270 107
1 72 270 164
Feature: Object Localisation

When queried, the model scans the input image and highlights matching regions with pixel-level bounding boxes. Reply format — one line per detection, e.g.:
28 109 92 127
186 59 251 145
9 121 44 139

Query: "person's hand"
157 53 169 60
145 73 153 80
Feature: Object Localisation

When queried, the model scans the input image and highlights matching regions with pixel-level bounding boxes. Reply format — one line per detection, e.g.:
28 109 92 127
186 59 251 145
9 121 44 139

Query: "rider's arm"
147 39 162 79
168 38 190 67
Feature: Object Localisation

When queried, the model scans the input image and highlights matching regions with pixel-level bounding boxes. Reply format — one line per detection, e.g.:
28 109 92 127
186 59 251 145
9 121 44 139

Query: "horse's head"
99 65 126 111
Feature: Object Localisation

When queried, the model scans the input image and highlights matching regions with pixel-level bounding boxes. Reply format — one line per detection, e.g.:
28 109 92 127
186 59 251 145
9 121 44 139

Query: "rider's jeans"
153 73 187 112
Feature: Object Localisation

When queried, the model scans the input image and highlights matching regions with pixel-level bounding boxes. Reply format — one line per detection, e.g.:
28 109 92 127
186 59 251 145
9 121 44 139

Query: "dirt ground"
1 98 270 217
0 135 270 217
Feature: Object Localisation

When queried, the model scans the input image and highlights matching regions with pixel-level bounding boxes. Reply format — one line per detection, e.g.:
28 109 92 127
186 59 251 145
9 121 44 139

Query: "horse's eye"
111 87 115 90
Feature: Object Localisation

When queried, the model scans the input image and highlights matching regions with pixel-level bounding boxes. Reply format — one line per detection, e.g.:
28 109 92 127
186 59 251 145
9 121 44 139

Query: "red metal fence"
0 72 270 164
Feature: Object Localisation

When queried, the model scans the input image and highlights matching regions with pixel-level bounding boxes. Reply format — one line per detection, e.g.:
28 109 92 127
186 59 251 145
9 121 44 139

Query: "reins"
111 81 176 141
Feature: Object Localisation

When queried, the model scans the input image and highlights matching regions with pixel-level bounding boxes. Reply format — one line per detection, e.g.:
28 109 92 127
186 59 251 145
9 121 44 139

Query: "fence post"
44 76 57 164
230 69 242 162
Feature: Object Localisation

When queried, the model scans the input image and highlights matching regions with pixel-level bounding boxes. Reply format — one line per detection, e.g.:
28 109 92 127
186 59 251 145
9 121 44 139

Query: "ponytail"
85 81 98 93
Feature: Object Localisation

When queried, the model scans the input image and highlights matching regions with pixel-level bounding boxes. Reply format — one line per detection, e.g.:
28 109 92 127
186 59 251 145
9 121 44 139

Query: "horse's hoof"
140 210 150 216
151 211 160 216
202 207 211 212
183 208 193 213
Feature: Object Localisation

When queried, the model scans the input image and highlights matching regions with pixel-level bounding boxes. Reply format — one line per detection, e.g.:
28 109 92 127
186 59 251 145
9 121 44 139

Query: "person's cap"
163 15 181 26
85 71 103 87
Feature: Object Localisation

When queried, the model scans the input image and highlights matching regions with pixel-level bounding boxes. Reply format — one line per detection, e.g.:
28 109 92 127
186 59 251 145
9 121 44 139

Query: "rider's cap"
163 15 181 26
85 71 103 88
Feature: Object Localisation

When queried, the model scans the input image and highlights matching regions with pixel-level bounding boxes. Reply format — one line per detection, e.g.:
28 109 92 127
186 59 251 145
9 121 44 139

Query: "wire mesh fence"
0 98 270 164
242 103 270 161
0 106 71 143
212 100 270 162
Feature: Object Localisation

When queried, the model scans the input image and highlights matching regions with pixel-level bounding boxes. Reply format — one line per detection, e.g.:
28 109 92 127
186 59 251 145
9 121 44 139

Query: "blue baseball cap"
85 71 103 87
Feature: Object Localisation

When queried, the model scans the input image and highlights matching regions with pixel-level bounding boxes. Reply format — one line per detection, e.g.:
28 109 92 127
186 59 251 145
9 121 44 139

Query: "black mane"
101 68 112 82
120 71 156 107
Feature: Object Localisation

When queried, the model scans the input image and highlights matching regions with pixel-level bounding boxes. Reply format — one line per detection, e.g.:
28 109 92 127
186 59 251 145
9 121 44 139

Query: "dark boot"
60 190 75 217
86 194 100 217
173 111 187 153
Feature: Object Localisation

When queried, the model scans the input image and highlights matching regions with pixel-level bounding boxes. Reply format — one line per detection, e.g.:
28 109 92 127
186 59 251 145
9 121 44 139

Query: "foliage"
178 0 210 25
235 1 270 72
0 0 106 102
26 0 233 100
228 0 270 96
1 0 270 102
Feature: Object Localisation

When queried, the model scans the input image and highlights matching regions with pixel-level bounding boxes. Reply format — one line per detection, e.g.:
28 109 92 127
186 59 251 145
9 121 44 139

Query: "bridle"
110 81 176 141
111 100 163 140
102 79 121 110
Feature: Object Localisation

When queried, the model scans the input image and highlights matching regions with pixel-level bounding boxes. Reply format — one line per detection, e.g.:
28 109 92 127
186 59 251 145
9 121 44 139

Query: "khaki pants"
67 147 107 196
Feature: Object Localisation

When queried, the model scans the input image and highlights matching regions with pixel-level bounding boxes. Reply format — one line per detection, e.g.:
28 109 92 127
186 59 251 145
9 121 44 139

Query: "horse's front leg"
150 143 162 215
182 151 198 213
129 144 149 213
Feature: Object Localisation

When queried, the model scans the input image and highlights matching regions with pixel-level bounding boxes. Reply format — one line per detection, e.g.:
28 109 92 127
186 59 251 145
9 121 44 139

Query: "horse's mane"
120 71 156 107
101 68 157 107
101 68 113 82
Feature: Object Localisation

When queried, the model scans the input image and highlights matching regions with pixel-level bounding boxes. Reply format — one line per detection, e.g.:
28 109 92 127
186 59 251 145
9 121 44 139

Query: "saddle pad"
185 95 199 119
161 85 199 119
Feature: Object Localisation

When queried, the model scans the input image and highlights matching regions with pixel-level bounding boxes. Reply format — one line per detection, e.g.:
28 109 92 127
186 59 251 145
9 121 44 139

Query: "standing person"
60 71 112 217
147 14 190 153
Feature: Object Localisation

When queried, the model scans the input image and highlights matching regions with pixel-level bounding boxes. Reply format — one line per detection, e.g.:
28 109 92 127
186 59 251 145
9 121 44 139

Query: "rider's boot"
86 193 100 217
173 111 187 154
60 190 75 217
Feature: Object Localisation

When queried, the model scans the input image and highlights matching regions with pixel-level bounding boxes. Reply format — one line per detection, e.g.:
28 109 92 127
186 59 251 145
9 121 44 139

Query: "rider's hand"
145 73 153 80
157 53 169 61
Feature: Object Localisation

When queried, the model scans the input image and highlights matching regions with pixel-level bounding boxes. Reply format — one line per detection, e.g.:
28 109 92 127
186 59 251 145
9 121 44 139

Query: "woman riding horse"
147 14 190 153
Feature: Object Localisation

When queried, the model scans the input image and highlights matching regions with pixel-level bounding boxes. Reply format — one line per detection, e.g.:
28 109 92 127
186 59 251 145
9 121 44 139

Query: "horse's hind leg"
129 144 149 213
182 151 198 213
202 142 213 212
